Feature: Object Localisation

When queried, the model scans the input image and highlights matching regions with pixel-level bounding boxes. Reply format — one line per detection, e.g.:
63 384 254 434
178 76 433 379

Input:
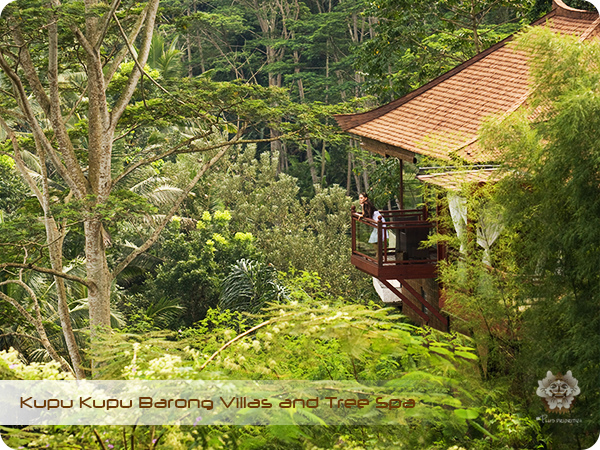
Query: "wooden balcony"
351 207 439 280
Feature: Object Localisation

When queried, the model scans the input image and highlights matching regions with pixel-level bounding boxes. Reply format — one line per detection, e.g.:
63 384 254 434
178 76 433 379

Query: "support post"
351 205 356 253
398 158 404 210
377 216 383 266
397 277 448 327
380 279 429 323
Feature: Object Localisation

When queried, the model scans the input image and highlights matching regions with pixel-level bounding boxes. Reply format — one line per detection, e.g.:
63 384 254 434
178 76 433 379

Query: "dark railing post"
351 206 356 253
377 216 383 266
436 199 446 264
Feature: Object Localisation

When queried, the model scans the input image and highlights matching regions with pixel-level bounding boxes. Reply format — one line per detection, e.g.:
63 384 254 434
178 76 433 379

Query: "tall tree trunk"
351 150 362 193
39 137 84 378
86 61 113 333
85 0 159 334
271 128 283 166
195 34 206 73
294 57 318 185
306 139 319 185
320 140 327 185
361 157 370 192
267 47 283 158
347 151 352 194
185 33 193 77
279 141 289 173
85 219 112 335
325 49 330 103
36 116 85 378
46 218 85 379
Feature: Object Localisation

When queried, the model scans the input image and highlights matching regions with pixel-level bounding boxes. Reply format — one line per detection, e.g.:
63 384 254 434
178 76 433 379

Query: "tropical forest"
0 0 598 447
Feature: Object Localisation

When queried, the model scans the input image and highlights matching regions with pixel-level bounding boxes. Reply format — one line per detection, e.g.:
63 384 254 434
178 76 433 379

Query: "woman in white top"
358 193 386 256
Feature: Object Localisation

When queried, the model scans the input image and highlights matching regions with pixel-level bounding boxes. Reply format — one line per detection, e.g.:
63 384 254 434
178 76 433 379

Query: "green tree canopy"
432 27 600 448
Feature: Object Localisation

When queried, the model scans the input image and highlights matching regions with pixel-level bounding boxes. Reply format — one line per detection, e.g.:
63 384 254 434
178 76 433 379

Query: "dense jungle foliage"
0 0 598 447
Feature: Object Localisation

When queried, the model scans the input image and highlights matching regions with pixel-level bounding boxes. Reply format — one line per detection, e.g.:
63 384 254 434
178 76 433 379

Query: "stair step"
372 277 402 303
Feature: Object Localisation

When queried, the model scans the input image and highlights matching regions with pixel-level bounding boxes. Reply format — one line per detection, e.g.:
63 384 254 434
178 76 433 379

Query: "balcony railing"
351 206 438 279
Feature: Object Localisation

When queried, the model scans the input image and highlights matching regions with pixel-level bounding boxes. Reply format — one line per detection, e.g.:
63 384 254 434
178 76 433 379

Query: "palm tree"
219 259 288 314
148 34 183 78
0 262 125 365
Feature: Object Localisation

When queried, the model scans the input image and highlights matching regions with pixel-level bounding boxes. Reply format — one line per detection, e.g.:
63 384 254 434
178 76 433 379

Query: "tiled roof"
416 169 503 190
335 0 600 163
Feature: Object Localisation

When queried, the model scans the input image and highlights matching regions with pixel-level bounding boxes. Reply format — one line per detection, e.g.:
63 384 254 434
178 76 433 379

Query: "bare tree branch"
0 263 93 287
0 333 43 343
103 7 148 85
0 50 87 197
197 319 272 372
0 117 44 203
196 313 294 372
111 133 292 187
112 123 143 142
63 85 88 125
0 281 75 376
95 0 122 51
111 141 235 279
0 106 26 122
109 0 160 129
11 25 51 113
200 30 246 79
112 12 186 106
93 429 108 450
110 131 223 186
47 14 90 193
71 24 96 58
0 291 36 328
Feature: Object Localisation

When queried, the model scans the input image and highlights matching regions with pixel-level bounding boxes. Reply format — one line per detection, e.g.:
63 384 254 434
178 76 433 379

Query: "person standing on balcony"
358 193 387 257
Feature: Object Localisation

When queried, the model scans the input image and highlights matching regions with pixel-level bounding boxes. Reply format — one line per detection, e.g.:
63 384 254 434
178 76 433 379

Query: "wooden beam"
397 277 448 326
380 279 430 323
360 137 417 163
399 159 404 209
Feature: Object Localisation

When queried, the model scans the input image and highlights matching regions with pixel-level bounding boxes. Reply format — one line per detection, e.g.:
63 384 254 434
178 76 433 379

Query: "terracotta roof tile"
335 0 600 163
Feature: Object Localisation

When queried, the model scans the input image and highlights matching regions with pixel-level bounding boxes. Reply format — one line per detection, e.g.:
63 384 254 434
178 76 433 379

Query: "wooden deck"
350 253 437 279
351 207 439 280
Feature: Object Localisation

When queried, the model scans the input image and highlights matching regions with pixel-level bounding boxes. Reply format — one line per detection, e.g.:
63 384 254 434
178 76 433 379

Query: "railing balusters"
351 207 438 277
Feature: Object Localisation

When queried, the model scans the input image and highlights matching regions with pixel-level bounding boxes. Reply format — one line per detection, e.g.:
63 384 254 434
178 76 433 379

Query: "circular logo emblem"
536 370 580 413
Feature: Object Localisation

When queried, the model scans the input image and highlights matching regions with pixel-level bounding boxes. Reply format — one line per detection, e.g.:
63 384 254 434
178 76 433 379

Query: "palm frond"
146 297 183 328
220 259 289 313
128 176 184 206
129 176 170 195
20 150 42 173
148 33 166 70
69 298 125 328
145 186 185 206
